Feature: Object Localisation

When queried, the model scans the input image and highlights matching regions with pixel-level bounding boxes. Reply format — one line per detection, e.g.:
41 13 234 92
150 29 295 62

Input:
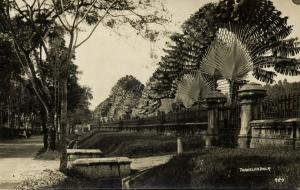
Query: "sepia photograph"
0 0 300 189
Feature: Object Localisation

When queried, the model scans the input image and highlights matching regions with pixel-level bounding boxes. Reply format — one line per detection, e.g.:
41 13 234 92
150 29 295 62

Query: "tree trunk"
0 104 3 127
55 78 60 142
59 79 68 171
41 111 49 149
41 106 57 150
59 31 75 171
48 128 56 150
48 110 56 151
7 97 10 128
56 112 61 142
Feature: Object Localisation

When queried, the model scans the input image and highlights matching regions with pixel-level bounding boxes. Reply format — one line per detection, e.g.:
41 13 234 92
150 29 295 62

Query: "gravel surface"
15 169 67 190
0 136 59 189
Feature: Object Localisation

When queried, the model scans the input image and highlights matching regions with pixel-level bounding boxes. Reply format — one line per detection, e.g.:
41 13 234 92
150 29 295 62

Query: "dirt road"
0 136 173 189
0 136 59 189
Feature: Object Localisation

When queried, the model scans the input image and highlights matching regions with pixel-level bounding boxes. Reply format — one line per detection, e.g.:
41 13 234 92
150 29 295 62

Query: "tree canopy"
94 75 144 121
146 0 300 106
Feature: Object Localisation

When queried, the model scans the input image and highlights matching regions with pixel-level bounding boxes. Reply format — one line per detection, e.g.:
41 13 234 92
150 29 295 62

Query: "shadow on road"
0 136 43 159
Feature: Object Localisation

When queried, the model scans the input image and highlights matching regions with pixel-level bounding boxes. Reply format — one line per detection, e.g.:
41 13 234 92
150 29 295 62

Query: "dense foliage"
0 24 92 137
145 0 300 109
94 75 144 120
264 79 300 100
132 79 162 117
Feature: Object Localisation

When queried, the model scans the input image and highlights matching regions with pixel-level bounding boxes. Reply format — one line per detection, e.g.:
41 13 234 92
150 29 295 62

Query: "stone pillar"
177 137 183 154
205 91 227 147
238 83 266 148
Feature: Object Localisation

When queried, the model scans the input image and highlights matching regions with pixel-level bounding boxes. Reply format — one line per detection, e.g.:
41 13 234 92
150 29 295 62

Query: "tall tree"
68 86 93 134
147 0 300 105
94 75 144 120
1 0 169 171
0 3 56 149
132 79 162 117
0 33 21 128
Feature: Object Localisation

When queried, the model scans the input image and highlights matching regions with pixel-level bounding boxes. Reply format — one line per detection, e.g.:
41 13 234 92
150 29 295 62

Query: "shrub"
0 127 20 139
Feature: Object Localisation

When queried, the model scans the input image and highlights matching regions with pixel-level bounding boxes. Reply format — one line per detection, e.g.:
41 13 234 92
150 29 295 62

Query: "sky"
74 0 300 110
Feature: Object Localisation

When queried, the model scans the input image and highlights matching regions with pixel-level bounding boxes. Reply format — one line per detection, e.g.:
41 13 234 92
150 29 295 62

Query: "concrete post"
205 91 227 147
238 82 266 148
177 137 183 154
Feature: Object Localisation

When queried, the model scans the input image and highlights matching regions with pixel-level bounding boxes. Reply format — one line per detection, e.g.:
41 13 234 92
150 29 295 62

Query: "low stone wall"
67 149 103 161
250 118 300 149
72 157 131 179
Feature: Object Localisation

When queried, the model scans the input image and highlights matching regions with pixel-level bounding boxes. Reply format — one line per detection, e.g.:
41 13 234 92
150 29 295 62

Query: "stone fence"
250 118 300 149
95 83 300 150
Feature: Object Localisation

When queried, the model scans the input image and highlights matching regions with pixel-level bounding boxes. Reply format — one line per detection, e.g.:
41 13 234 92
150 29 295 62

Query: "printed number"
275 178 285 183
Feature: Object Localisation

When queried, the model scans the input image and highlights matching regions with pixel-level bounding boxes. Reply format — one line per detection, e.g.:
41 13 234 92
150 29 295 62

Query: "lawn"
78 131 205 158
130 148 300 189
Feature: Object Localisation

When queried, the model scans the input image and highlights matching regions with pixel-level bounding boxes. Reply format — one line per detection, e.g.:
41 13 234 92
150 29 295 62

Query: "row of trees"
133 0 300 116
0 0 169 170
264 79 300 99
95 0 300 119
0 31 92 136
94 75 144 121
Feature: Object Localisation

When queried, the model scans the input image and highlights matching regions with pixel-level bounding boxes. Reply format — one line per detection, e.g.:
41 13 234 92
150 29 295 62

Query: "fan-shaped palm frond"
175 70 212 108
200 27 253 83
159 98 175 113
199 26 253 102
200 22 300 102
143 0 300 109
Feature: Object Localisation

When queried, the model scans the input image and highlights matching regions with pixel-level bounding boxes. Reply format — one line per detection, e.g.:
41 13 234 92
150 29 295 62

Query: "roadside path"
0 136 173 189
0 136 59 189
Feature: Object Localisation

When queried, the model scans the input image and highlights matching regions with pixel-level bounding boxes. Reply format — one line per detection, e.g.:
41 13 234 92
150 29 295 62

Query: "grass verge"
34 148 60 160
131 148 300 189
78 132 204 158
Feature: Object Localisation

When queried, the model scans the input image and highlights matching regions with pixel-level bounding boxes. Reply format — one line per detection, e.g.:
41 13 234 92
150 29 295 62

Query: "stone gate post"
205 91 227 147
238 83 266 148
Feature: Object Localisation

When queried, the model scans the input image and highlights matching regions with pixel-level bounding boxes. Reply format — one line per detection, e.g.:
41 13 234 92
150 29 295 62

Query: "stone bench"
67 149 103 161
72 157 132 179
